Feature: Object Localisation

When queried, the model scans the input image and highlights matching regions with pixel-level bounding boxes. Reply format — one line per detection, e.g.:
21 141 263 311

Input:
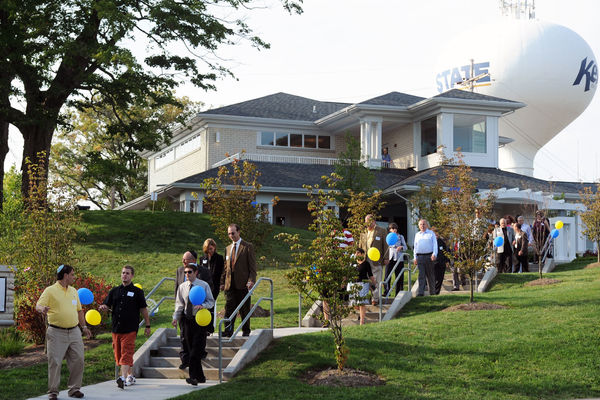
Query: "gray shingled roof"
434 89 519 103
199 92 350 122
359 91 425 106
385 165 594 194
175 161 416 191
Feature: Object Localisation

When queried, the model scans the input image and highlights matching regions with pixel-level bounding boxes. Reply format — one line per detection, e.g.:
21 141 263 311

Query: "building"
119 89 595 262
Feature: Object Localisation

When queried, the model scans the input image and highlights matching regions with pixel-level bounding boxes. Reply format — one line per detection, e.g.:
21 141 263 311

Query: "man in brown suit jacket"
220 223 257 337
358 215 388 305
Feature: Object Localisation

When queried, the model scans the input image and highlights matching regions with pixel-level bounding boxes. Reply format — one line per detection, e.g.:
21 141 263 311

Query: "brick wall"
383 123 414 169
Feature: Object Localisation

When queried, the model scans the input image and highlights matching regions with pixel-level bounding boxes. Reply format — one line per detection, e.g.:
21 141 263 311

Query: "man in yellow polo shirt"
36 265 92 400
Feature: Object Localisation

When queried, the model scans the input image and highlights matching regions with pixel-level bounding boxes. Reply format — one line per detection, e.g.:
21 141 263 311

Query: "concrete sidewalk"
27 378 217 400
27 327 328 400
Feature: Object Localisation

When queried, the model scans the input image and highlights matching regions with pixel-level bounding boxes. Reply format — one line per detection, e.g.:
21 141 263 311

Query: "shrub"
0 327 26 357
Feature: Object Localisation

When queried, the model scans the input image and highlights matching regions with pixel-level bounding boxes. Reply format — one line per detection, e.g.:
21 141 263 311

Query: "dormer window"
454 114 486 153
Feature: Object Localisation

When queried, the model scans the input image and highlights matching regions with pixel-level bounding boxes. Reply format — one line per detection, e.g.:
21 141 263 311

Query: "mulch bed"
301 367 385 387
0 339 105 370
584 262 600 269
442 302 507 312
524 278 561 286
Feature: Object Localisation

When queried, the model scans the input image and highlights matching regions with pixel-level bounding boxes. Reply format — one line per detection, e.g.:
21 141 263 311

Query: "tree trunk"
469 271 475 303
0 120 8 212
597 241 599 263
20 123 55 206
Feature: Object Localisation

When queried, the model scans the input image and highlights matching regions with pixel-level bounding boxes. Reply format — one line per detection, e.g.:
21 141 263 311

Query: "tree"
436 157 495 302
202 157 275 248
408 180 445 229
343 189 385 240
334 133 375 195
0 0 302 204
579 184 600 263
279 174 357 371
50 95 202 209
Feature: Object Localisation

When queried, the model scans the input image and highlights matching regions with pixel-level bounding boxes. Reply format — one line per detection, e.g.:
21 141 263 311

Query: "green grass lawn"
171 259 600 400
0 210 311 400
2 211 599 400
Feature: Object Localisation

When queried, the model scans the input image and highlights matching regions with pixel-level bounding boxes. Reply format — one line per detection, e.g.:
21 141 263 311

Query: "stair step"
149 356 232 369
165 336 246 347
156 346 240 358
141 366 221 380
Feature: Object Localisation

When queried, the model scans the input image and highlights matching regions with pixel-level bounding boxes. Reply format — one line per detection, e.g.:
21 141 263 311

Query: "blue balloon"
77 288 94 305
386 232 398 246
251 201 258 208
189 285 206 305
551 228 559 239
493 236 504 247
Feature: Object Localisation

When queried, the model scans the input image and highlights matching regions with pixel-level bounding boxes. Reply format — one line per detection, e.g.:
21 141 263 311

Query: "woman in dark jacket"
513 223 529 273
199 238 225 301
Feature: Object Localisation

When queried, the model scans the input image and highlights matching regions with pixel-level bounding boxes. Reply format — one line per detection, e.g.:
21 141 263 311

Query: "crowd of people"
35 222 255 397
33 213 554 397
347 211 554 320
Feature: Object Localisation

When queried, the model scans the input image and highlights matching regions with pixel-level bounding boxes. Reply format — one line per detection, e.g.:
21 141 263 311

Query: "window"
454 114 486 153
318 135 331 149
290 134 302 147
261 132 274 146
304 135 316 148
177 133 201 158
155 148 175 170
421 116 437 156
275 132 288 147
259 132 331 150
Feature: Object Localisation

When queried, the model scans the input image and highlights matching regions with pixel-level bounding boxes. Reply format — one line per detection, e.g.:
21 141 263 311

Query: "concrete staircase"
140 333 248 381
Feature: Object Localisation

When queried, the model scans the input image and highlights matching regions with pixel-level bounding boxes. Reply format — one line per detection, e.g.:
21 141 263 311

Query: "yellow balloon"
134 283 143 289
555 220 564 230
367 247 380 262
85 309 101 326
195 308 211 327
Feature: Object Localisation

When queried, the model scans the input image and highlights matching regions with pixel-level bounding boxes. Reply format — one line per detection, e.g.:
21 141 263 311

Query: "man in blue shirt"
413 219 438 296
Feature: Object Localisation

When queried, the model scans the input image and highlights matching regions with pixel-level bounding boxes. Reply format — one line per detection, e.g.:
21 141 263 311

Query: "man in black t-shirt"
99 265 150 389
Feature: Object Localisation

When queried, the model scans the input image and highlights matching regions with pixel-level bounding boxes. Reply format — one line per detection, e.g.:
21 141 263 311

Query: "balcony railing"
212 152 384 168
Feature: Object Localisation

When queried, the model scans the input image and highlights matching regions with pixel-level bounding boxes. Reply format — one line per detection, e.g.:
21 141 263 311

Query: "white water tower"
435 0 597 176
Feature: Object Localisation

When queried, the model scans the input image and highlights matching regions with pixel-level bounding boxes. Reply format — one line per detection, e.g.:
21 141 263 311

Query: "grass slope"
0 210 312 400
172 259 600 400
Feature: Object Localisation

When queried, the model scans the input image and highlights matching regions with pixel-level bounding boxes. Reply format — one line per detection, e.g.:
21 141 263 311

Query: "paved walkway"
27 328 327 400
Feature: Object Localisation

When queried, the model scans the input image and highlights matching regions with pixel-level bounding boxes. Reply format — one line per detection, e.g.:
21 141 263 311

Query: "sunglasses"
184 270 195 275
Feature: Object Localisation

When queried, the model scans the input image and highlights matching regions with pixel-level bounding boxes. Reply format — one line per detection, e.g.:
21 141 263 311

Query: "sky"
5 0 600 182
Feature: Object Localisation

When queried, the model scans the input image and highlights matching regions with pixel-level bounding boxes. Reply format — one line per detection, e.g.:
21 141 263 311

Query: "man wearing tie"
413 219 438 296
220 223 256 337
172 263 214 385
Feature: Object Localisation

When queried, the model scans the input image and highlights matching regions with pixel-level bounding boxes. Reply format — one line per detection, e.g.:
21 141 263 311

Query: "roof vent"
312 105 317 113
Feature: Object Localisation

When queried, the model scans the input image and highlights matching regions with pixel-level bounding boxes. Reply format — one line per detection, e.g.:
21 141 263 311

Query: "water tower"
435 0 597 176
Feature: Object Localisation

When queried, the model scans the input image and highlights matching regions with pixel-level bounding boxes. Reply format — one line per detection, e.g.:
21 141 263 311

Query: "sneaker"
125 375 136 386
116 376 124 389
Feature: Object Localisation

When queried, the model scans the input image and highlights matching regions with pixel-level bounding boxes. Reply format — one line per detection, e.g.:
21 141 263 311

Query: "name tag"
375 236 380 241
72 300 77 305
127 291 134 297
203 259 207 264
226 255 229 260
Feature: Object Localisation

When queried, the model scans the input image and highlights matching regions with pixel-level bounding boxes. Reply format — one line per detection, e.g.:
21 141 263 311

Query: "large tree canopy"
51 95 202 209
0 0 302 204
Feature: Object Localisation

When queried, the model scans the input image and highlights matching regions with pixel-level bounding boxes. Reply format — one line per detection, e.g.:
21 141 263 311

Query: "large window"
260 132 331 150
420 116 437 156
454 114 486 153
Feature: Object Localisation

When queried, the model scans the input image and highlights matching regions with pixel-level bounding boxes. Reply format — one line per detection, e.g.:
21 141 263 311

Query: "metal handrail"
218 277 273 383
378 254 411 321
298 288 314 328
144 277 175 300
138 295 175 328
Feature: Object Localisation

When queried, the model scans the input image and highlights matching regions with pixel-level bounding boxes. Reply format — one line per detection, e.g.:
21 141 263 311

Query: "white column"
196 193 204 213
267 203 274 224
